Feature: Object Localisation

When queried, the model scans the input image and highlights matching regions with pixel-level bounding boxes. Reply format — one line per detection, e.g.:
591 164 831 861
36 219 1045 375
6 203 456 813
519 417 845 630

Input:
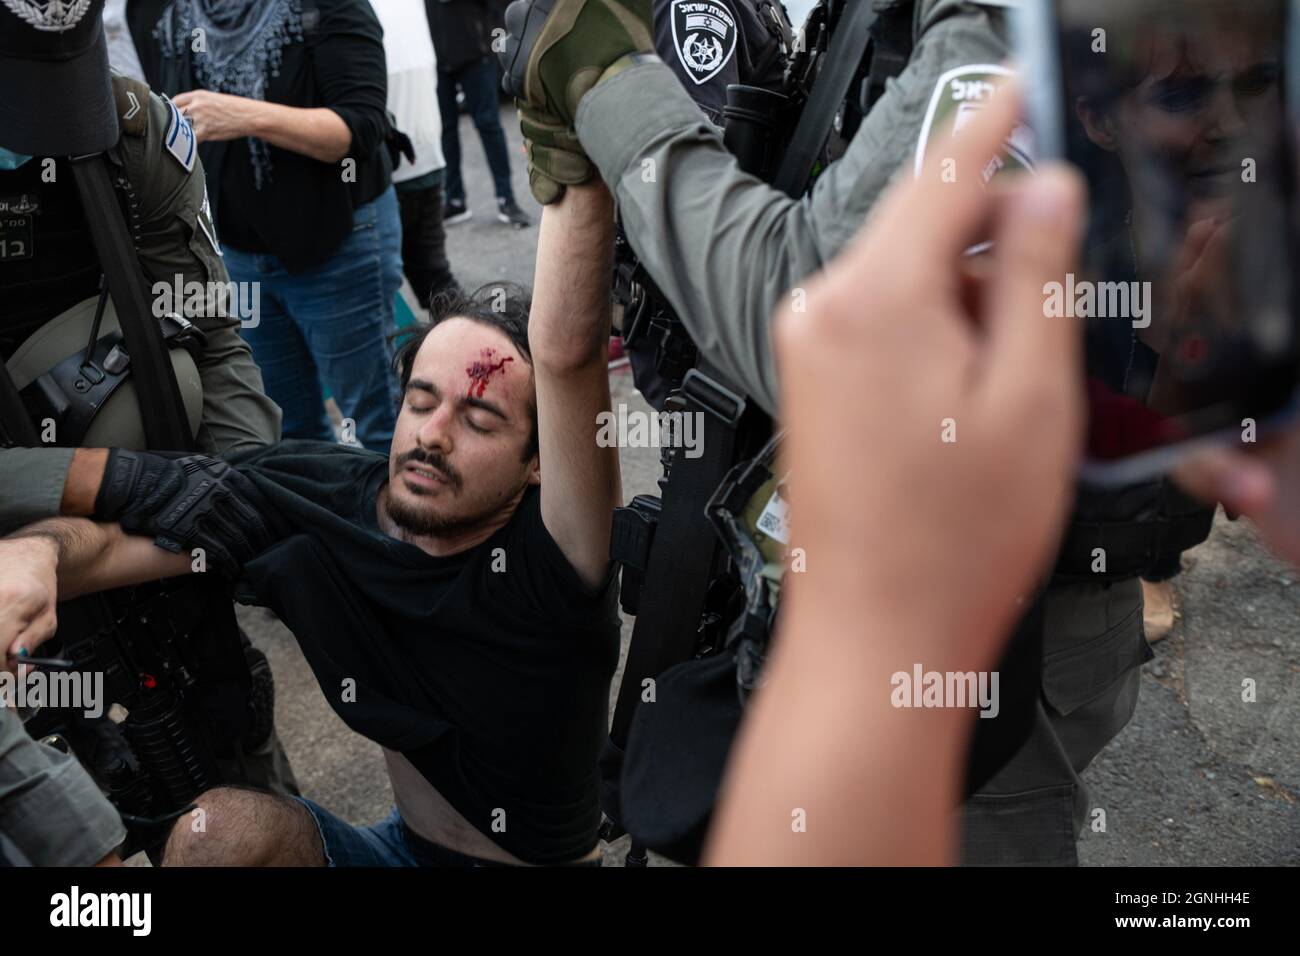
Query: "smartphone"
1016 0 1300 485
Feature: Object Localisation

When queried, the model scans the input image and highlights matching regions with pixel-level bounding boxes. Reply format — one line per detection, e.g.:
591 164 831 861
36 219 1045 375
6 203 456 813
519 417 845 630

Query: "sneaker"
444 198 472 226
497 197 532 229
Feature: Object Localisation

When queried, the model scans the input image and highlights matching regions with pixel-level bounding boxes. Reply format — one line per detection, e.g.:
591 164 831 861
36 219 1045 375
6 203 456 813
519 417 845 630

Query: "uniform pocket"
1042 601 1151 717
961 784 1079 866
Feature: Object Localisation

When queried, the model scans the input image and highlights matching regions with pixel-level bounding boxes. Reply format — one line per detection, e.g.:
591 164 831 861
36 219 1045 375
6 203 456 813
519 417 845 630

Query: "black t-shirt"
226 440 622 864
142 0 392 272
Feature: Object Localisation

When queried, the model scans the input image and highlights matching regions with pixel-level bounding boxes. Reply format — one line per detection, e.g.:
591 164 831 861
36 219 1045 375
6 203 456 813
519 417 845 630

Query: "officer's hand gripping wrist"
518 102 597 204
94 450 273 577
499 0 654 128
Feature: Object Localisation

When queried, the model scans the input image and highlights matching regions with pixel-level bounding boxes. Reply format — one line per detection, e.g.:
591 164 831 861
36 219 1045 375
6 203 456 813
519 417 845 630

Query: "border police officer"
500 0 1214 864
621 0 793 409
0 0 297 851
0 0 281 516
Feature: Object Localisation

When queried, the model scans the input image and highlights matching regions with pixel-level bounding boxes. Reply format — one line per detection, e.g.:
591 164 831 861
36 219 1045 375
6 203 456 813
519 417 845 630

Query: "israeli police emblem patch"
913 64 1035 181
670 0 737 85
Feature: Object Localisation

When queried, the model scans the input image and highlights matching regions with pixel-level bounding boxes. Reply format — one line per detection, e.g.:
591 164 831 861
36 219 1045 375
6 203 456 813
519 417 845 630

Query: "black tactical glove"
94 450 274 578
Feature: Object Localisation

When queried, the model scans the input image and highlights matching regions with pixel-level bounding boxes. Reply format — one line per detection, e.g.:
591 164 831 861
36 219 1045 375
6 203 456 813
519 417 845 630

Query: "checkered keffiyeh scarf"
156 0 304 188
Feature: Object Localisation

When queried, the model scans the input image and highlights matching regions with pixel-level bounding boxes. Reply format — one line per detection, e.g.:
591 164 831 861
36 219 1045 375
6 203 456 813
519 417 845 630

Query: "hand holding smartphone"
1017 0 1300 484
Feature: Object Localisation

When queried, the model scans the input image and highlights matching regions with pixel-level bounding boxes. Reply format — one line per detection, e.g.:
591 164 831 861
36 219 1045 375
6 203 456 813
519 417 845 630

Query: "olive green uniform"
0 75 286 866
0 73 281 534
0 702 127 866
574 0 1148 863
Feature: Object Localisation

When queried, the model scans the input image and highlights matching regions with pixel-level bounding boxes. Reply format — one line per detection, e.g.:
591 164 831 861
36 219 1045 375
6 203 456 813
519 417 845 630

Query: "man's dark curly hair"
392 282 538 462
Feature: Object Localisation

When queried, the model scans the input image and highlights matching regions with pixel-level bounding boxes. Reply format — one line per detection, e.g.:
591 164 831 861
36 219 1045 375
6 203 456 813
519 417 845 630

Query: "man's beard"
385 447 506 538
384 487 496 538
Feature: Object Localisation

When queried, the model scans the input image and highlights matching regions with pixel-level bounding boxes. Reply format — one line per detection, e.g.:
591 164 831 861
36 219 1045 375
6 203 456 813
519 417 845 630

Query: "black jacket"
425 0 497 74
137 0 392 272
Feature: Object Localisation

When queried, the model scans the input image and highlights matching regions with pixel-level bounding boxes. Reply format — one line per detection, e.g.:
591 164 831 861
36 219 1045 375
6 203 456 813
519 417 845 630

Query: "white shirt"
103 0 147 83
369 0 446 183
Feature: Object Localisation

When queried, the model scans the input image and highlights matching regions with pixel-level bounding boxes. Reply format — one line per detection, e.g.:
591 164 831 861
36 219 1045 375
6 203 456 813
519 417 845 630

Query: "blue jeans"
225 188 403 452
437 57 516 205
294 798 514 867
293 797 604 867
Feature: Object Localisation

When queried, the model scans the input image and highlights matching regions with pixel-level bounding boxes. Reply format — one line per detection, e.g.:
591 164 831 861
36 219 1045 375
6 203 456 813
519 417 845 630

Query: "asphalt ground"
233 106 1299 867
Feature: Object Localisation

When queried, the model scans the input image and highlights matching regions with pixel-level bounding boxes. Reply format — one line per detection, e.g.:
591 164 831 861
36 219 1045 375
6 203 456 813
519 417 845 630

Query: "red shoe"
608 336 629 370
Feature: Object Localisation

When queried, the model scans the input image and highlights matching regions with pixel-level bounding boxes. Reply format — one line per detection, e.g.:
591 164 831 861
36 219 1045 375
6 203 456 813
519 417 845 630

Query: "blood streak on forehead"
465 347 514 398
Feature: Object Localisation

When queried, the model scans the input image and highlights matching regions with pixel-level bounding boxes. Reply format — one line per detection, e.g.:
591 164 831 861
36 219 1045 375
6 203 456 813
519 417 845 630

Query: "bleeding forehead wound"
465 348 514 398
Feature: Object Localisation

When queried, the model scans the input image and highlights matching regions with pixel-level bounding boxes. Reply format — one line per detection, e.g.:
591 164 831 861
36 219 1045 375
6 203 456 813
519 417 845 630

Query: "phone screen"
1055 0 1300 468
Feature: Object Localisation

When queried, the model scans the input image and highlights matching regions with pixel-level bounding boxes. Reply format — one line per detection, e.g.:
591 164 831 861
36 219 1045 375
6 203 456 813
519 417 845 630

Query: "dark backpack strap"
773 0 881 198
862 0 915 112
608 360 749 752
70 154 193 451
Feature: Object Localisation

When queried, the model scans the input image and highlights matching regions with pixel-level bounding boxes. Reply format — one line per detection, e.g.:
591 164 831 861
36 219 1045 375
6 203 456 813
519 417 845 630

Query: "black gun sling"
601 3 880 836
70 154 192 451
602 359 749 839
773 0 881 198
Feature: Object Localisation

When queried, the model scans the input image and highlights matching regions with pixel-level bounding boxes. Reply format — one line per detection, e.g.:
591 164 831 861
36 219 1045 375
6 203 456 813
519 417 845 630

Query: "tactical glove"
518 102 597 204
94 449 274 579
499 0 655 129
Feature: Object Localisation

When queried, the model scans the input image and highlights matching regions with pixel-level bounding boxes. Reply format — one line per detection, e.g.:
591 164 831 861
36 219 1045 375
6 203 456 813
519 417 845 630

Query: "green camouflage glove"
500 0 655 129
518 102 596 205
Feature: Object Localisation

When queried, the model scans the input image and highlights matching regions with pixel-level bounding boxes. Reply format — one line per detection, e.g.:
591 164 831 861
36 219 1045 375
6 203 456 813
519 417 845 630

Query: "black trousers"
437 57 516 205
960 577 1149 865
396 183 458 311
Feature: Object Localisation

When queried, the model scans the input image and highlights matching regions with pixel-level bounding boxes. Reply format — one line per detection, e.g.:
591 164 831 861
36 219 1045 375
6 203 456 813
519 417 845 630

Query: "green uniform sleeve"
116 83 282 454
0 447 75 535
574 0 1009 414
0 704 126 866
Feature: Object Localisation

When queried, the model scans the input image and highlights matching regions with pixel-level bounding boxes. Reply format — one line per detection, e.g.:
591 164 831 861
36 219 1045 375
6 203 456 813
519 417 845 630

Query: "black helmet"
0 0 119 155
